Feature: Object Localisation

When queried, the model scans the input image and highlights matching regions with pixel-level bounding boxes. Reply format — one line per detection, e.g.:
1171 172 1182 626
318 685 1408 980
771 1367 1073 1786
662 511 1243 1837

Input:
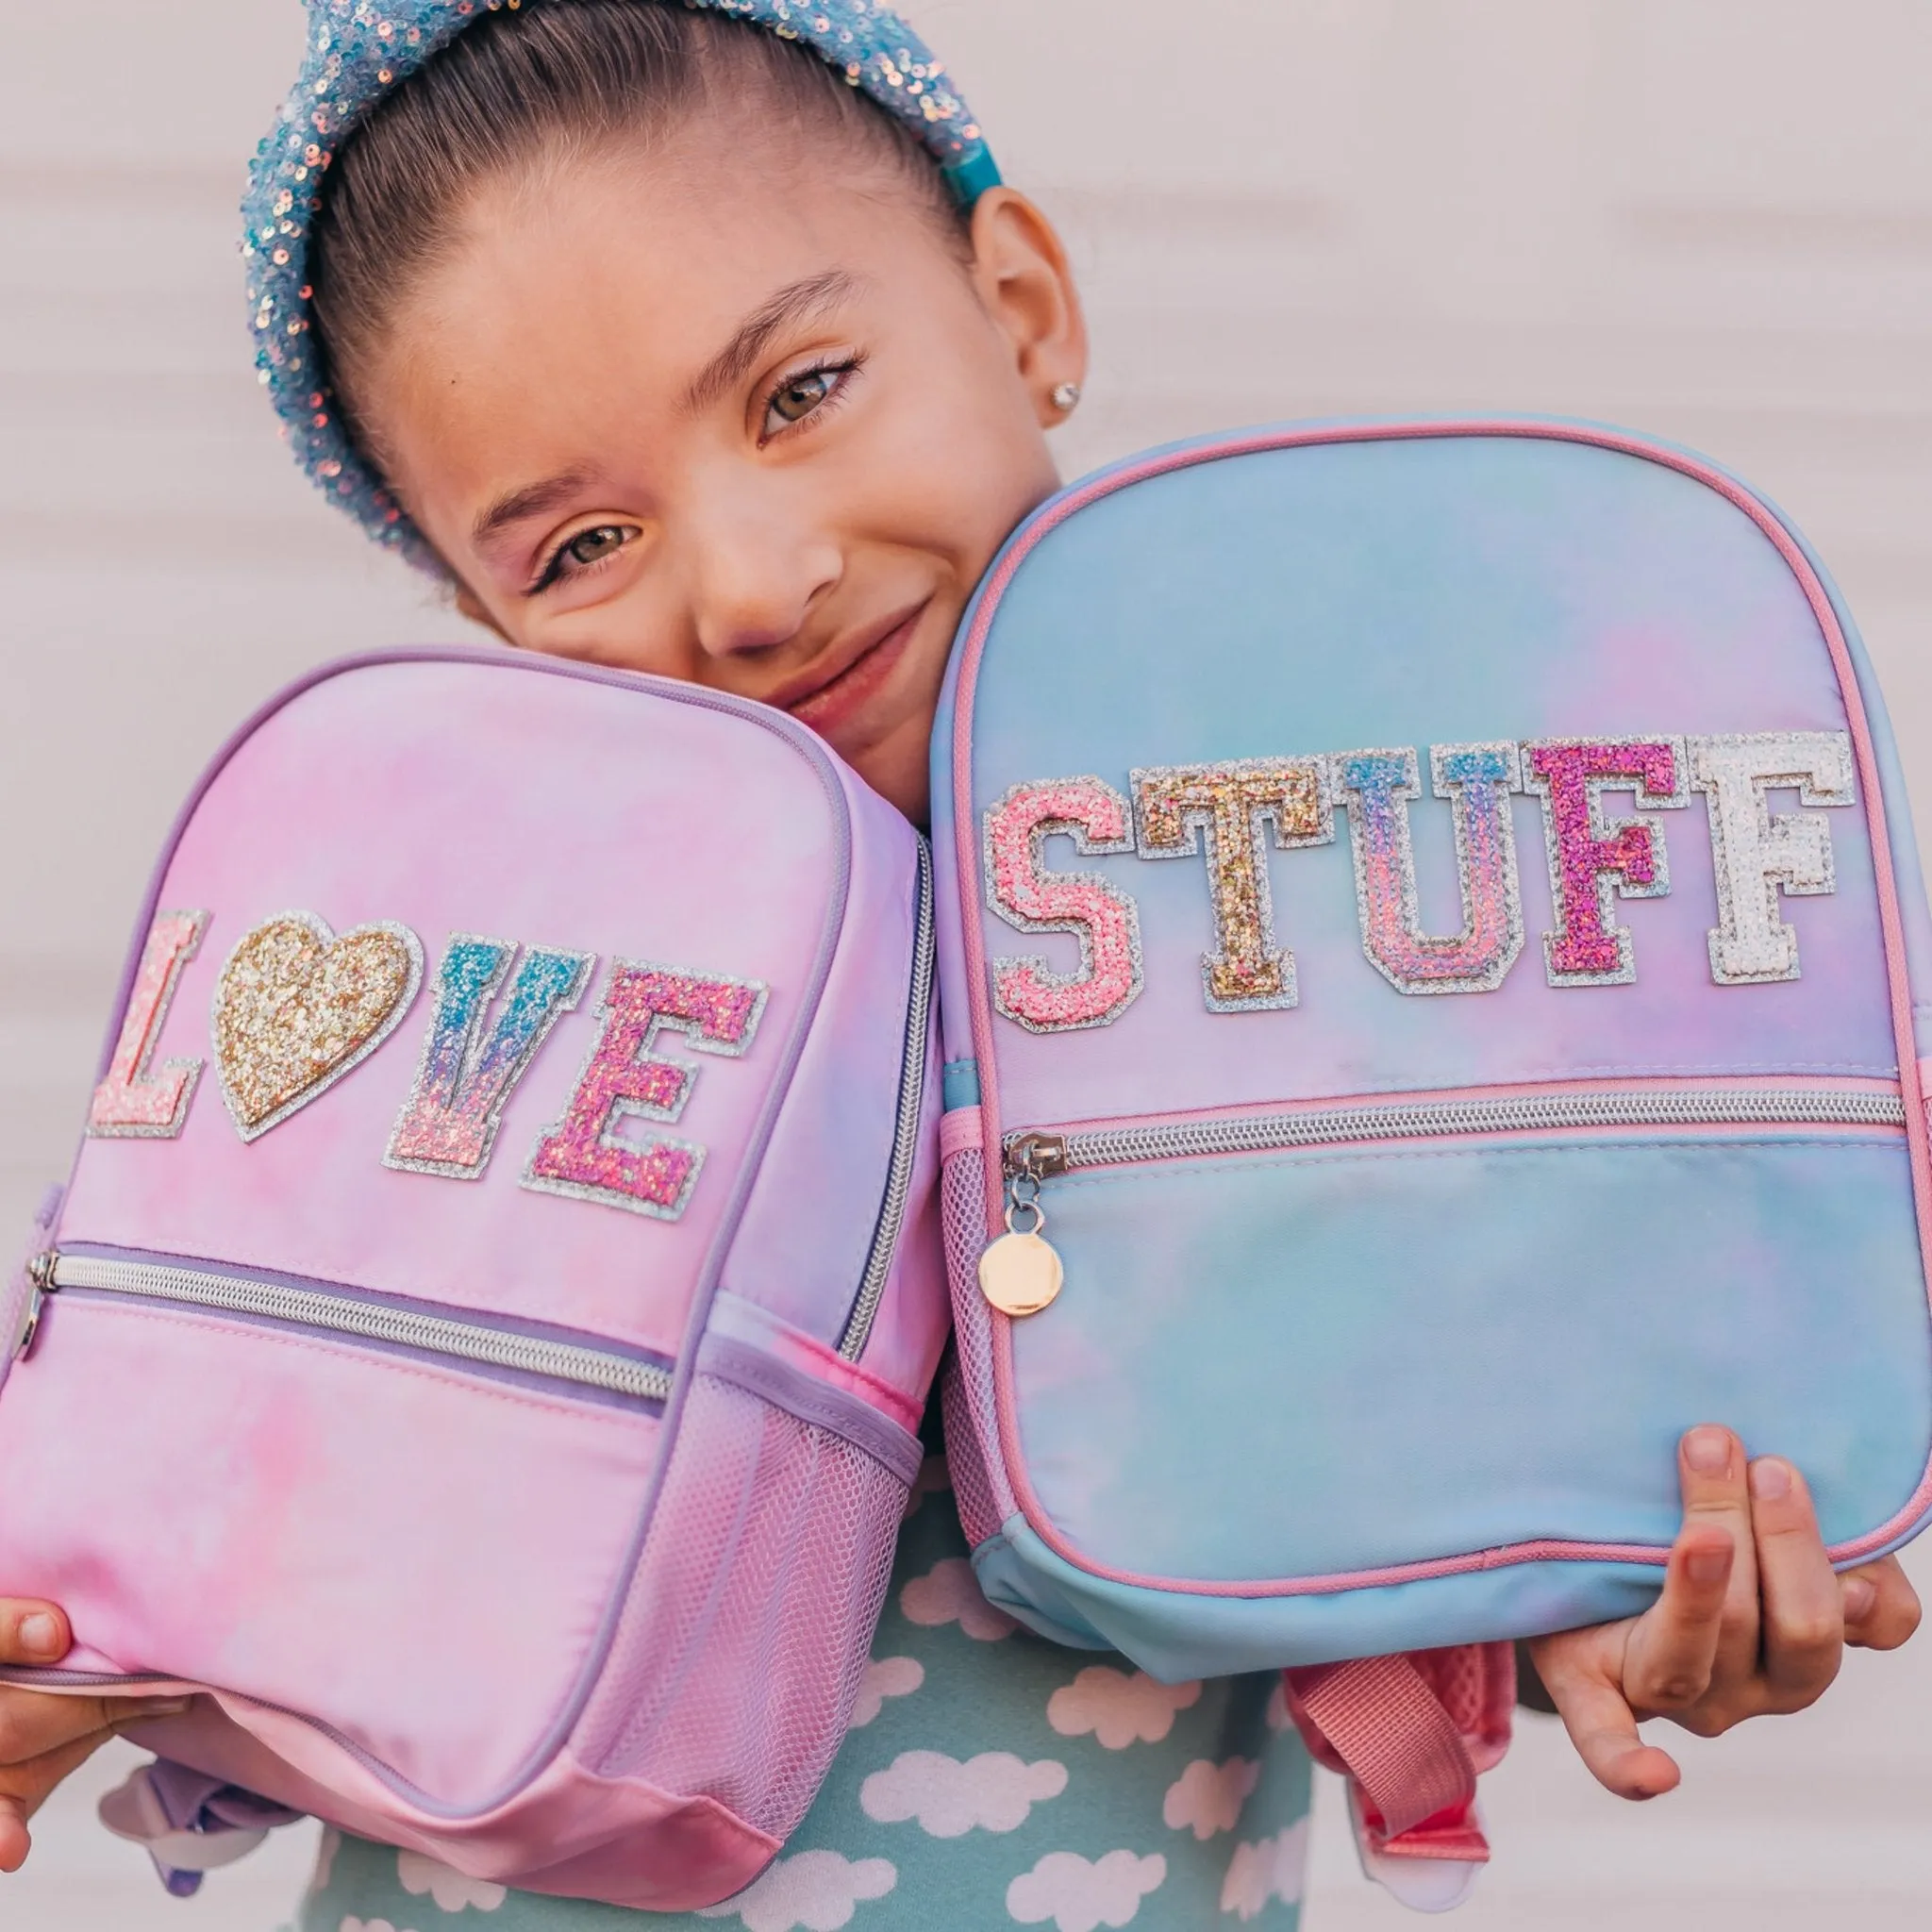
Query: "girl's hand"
1529 1427 1922 1800
0 1601 191 1873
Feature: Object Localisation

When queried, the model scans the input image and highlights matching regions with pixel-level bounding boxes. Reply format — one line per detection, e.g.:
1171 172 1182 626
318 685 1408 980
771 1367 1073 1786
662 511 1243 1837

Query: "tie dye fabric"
290 1428 1313 1932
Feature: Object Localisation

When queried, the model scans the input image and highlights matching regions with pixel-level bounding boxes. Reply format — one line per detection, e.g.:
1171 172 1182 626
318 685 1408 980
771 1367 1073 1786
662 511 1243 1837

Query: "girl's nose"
684 485 843 663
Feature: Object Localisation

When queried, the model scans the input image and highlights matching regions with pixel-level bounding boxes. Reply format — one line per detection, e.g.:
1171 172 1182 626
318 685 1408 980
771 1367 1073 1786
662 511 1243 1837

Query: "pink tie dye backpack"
930 417 1932 1897
0 648 945 1910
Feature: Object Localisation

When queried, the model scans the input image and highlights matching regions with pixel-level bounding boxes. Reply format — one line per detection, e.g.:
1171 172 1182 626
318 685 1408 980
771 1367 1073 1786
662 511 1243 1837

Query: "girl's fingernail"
1750 1457 1792 1501
17 1613 59 1657
1687 1545 1730 1585
1685 1427 1730 1474
145 1698 195 1719
1844 1577 1878 1622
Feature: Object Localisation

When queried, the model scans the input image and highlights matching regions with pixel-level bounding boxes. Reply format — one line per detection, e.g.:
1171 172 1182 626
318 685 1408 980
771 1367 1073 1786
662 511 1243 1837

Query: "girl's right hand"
0 1600 191 1873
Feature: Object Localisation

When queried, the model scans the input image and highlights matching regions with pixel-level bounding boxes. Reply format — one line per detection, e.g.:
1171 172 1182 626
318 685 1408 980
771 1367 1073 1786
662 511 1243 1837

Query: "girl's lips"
783 603 929 737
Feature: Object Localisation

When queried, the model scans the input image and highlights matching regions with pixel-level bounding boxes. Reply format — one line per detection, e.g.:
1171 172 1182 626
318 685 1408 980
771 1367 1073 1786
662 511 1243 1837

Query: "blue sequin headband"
242 0 999 570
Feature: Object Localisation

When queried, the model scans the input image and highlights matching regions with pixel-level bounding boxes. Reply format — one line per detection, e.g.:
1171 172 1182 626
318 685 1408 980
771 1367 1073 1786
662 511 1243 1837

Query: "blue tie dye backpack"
927 418 1932 1892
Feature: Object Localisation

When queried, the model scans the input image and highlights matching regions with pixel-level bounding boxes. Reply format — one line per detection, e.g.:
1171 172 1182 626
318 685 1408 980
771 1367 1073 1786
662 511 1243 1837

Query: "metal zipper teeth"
43 1255 672 1403
840 836 936 1360
1037 1087 1910 1174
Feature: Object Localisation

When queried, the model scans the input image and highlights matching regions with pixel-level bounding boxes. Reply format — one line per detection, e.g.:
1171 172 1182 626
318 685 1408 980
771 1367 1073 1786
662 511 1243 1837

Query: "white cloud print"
849 1655 924 1727
1163 1757 1259 1840
697 1851 896 1932
899 1557 1017 1641
860 1750 1067 1837
1047 1668 1202 1749
397 1850 507 1912
1220 1821 1309 1922
1007 1850 1167 1931
340 1920 400 1932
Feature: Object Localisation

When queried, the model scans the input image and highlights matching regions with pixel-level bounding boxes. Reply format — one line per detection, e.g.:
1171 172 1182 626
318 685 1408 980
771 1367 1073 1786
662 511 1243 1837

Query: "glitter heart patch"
213 913 425 1141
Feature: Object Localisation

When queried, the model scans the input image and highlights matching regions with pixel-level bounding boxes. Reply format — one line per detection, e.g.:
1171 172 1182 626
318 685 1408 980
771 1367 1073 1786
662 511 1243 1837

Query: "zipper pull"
979 1137 1066 1318
14 1252 58 1360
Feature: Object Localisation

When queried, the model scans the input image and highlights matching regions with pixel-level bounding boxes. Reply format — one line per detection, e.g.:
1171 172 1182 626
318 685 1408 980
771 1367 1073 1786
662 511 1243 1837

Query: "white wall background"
6 2 1932 1926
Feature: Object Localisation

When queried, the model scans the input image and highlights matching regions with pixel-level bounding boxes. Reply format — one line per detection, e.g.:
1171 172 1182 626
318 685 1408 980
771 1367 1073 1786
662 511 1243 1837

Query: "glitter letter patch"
1134 758 1331 1011
1335 744 1525 995
386 936 594 1179
1524 740 1687 987
523 964 767 1220
1688 731 1857 984
213 913 425 1140
87 908 208 1138
983 777 1142 1033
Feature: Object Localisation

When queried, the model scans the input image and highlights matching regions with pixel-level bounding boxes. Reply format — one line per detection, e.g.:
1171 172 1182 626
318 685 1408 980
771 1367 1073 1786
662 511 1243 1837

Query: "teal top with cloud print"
289 1439 1312 1932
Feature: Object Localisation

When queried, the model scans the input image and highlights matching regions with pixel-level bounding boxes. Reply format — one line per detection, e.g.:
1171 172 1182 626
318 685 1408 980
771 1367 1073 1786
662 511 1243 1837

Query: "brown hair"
309 0 966 451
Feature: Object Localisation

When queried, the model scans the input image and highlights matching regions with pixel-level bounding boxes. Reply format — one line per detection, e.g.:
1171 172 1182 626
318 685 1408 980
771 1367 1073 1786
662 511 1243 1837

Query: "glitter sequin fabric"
1133 760 1331 1012
1688 730 1857 985
386 936 594 1176
1334 744 1525 996
88 909 208 1138
1523 739 1687 987
242 0 999 568
524 961 767 1217
213 913 425 1140
982 778 1143 1034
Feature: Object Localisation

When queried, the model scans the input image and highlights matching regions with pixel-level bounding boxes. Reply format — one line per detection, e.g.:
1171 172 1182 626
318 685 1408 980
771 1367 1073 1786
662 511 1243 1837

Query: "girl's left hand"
1528 1425 1922 1800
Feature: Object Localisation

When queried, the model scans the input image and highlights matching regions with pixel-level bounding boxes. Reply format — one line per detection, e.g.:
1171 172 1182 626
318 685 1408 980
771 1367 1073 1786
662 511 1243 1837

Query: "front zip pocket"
989 1080 1911 1313
0 1241 670 1807
20 1248 673 1402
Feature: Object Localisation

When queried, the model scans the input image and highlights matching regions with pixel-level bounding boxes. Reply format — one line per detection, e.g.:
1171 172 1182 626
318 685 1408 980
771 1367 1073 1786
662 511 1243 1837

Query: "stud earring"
1050 381 1082 414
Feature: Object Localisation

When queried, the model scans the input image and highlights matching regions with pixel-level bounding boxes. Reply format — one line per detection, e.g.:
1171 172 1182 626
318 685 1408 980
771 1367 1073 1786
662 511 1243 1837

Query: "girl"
0 4 1919 1924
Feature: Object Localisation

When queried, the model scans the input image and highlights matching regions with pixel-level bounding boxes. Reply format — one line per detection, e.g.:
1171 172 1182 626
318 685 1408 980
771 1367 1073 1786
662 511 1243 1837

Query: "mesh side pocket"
940 1146 1019 1538
578 1374 908 1841
942 1355 1002 1549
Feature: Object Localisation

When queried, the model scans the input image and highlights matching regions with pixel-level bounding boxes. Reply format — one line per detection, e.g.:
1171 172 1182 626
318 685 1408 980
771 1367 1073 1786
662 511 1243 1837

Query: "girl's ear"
966 188 1090 429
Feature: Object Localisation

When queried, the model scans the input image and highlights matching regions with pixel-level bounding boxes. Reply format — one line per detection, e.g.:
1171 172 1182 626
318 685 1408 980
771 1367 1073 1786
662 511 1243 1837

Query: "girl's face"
358 123 1087 821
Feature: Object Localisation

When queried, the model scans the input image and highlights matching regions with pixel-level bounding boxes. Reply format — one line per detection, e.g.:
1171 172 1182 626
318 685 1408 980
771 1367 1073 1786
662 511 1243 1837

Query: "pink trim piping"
949 417 1932 1596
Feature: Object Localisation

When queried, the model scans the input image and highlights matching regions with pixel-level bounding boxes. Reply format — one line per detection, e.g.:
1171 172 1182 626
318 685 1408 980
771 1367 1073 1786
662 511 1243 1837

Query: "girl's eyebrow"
471 469 596 551
681 270 860 415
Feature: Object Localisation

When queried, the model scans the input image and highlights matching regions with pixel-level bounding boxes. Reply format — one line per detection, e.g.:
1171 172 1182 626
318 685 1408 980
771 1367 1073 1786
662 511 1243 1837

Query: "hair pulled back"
309 0 966 447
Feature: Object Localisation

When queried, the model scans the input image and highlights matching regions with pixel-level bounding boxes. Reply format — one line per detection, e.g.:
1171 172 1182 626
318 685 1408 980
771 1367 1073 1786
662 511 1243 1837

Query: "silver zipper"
25 1253 672 1402
840 837 936 1359
1005 1084 1908 1178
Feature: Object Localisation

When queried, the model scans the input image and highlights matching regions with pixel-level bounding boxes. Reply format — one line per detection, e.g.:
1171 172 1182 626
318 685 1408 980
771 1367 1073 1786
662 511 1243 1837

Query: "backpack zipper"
838 836 936 1360
1002 1083 1909 1182
983 1082 1909 1317
16 1250 672 1402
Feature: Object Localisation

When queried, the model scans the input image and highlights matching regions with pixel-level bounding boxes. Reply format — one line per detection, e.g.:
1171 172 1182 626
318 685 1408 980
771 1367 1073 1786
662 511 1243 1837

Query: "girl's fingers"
1748 1457 1845 1707
1841 1557 1922 1652
0 1689 126 1769
1620 1426 1749 1714
1619 1520 1734 1714
0 1604 68 1669
1538 1649 1683 1800
1676 1426 1763 1695
0 1725 117 1874
0 1796 27 1875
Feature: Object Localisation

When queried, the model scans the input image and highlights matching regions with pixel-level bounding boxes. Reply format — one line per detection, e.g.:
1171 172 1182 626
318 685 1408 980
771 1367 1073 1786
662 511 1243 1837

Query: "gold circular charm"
977 1229 1064 1318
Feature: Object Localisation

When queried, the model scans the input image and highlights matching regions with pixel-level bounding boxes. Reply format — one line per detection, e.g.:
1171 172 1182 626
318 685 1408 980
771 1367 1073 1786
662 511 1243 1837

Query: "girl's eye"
531 522 641 593
564 525 632 568
760 359 858 441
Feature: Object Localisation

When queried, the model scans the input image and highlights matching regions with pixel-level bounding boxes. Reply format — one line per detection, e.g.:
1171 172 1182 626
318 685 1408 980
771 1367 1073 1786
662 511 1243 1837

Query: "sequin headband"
242 0 999 570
